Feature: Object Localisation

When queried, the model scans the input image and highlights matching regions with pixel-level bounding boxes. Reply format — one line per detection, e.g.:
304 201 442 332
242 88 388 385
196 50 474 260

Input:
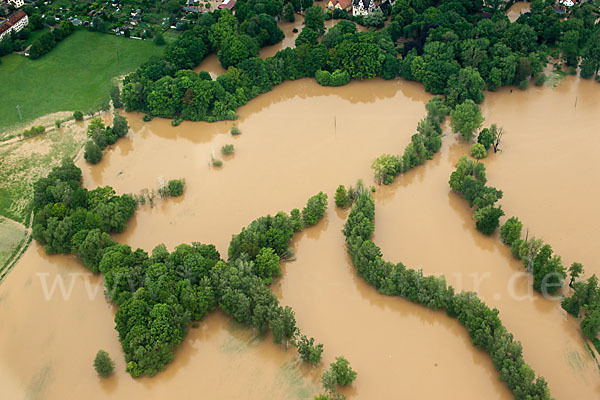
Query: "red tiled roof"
331 0 352 9
0 10 27 35
218 0 236 10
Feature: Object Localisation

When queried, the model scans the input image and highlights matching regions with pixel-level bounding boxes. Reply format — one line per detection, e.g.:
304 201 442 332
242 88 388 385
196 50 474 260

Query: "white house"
0 10 28 41
352 0 395 16
8 0 25 8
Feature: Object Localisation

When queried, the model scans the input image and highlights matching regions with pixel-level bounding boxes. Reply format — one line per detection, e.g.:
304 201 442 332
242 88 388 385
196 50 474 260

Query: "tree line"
29 21 75 59
31 160 329 376
119 0 600 125
83 113 130 164
342 189 551 399
371 96 448 185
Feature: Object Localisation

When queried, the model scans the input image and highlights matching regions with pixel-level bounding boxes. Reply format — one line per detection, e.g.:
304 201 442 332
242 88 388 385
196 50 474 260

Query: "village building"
7 0 24 8
352 0 395 16
219 0 236 11
327 0 352 12
0 9 28 41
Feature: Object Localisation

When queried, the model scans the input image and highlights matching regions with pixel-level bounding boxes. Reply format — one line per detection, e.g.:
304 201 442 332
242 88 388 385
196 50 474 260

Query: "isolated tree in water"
94 350 115 377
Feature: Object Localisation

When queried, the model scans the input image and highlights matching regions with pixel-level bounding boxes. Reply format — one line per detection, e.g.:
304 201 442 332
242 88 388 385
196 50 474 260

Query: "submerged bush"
167 179 184 196
221 144 234 155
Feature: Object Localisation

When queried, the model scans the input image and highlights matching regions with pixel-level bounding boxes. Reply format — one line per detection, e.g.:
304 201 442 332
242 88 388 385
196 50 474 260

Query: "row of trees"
29 21 75 59
83 113 130 164
121 0 600 124
449 156 505 235
31 161 329 377
342 190 551 399
450 155 569 296
120 7 404 122
562 272 600 343
371 96 448 185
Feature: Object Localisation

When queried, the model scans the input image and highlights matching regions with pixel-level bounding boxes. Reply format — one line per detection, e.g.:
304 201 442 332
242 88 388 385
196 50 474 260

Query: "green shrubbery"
315 69 350 87
221 144 234 155
342 191 550 399
83 113 129 164
372 97 447 185
32 159 329 377
23 125 46 138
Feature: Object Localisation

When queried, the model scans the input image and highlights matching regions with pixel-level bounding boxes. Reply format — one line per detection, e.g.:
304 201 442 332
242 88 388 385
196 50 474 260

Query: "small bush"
470 143 487 160
230 125 241 135
73 111 83 121
596 75 600 83
518 79 529 90
143 115 153 122
154 33 166 45
221 144 234 155
23 125 45 137
171 117 183 126
568 66 577 76
534 74 547 86
334 185 352 208
55 120 62 128
212 159 223 167
167 179 184 196
84 141 103 164
93 350 114 377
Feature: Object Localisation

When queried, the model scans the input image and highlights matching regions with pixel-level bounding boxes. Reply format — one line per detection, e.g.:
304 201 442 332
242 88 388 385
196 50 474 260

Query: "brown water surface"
1 75 599 399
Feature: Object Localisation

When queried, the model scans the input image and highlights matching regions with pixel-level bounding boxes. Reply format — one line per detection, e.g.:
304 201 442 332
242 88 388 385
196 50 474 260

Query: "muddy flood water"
1 71 600 398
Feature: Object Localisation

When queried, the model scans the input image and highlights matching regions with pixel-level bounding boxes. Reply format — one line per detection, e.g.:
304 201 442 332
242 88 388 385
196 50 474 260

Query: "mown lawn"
0 30 163 135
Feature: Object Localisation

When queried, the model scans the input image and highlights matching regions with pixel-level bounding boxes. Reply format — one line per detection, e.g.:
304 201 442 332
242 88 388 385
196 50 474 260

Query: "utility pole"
16 105 22 120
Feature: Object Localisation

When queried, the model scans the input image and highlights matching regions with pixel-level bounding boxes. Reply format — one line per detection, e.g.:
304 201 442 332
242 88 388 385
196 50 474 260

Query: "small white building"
352 0 395 16
0 10 28 41
8 0 25 8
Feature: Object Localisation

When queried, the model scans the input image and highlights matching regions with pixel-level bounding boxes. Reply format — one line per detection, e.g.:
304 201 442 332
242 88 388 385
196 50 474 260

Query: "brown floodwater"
195 15 366 77
1 75 600 398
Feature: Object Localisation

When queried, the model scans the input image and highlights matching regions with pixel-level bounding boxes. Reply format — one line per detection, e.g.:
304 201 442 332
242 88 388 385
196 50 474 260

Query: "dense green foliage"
32 160 328 377
469 143 487 159
334 185 352 209
167 179 185 197
372 96 447 185
451 159 567 295
329 356 357 386
342 191 550 399
83 113 129 165
449 156 504 235
29 21 75 59
93 350 115 377
22 125 45 138
562 273 600 341
450 99 483 141
302 192 328 227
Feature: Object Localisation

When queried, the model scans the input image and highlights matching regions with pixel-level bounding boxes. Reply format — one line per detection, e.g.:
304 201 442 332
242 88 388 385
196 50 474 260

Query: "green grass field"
0 30 163 135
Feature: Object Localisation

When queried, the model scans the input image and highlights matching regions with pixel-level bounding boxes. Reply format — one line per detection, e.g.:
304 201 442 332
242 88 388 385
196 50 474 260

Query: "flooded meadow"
1 51 599 400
